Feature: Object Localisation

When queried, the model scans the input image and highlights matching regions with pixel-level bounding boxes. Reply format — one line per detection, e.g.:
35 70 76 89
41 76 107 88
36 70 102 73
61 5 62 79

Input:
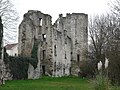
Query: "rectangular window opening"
42 34 46 41
77 54 80 62
43 50 46 60
54 45 57 56
65 51 67 59
39 18 42 26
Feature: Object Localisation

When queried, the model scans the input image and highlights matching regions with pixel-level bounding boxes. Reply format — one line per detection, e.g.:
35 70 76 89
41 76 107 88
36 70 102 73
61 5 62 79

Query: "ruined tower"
52 13 88 76
18 10 88 78
18 10 53 79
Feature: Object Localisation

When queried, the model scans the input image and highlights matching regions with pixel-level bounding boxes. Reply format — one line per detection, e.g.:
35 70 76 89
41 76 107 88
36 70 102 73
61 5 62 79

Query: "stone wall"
53 13 88 76
18 10 53 79
18 10 88 78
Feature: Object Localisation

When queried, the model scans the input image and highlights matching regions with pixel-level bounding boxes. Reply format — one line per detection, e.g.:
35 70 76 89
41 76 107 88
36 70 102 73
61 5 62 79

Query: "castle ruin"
18 10 88 79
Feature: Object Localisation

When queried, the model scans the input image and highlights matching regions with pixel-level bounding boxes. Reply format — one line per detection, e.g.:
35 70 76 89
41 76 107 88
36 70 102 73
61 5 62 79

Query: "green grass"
0 76 93 90
0 76 120 90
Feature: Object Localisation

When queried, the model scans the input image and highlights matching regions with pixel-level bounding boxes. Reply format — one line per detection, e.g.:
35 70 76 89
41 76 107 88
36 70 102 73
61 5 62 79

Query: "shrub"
108 50 120 85
4 39 39 80
8 56 37 80
92 74 110 90
79 60 97 78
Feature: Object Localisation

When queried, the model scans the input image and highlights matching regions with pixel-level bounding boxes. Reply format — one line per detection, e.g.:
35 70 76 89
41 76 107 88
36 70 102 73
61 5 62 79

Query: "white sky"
9 0 114 44
12 0 113 23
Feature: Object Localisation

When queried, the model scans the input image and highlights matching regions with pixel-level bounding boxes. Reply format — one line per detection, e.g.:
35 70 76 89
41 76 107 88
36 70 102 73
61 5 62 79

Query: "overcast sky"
9 0 114 44
12 0 114 23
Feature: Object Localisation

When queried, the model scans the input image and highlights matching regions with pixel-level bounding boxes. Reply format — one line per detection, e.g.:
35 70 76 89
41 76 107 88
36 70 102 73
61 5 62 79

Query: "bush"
5 39 39 80
79 60 97 78
8 56 37 80
92 74 110 90
108 50 120 85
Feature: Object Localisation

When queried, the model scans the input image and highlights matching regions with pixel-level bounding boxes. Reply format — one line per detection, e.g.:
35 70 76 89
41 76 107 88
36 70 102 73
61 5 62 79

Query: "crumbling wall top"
72 13 88 17
23 10 52 20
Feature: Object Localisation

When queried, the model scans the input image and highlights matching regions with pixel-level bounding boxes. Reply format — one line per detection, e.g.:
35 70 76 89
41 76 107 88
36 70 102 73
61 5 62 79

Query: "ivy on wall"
8 56 37 80
31 39 39 68
4 38 39 80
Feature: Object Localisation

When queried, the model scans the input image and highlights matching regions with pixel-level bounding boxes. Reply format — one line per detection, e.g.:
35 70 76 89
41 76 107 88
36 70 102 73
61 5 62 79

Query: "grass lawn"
0 76 120 90
0 76 93 90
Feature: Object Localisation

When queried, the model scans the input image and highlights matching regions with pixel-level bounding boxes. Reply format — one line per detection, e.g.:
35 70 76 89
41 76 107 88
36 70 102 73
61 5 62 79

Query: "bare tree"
106 15 120 84
89 15 109 63
108 0 120 40
88 0 120 83
109 0 120 16
89 9 120 84
0 0 19 44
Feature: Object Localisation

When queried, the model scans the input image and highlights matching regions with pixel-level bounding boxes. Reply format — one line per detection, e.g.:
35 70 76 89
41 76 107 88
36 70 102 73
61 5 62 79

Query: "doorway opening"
43 50 46 59
42 65 45 75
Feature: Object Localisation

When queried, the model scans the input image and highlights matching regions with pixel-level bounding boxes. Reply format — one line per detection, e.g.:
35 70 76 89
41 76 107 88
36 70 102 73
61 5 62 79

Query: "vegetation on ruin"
31 39 39 69
5 56 37 80
2 39 39 80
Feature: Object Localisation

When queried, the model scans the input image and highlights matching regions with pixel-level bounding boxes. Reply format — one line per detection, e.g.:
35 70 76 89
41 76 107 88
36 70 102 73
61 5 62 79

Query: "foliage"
89 11 120 85
3 47 9 64
31 39 38 59
8 56 37 80
92 74 110 90
79 60 96 78
31 39 39 69
9 56 29 80
108 49 120 85
3 39 39 80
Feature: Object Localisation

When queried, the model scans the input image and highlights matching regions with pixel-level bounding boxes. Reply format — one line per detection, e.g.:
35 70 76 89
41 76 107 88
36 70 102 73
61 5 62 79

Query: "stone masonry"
18 10 88 79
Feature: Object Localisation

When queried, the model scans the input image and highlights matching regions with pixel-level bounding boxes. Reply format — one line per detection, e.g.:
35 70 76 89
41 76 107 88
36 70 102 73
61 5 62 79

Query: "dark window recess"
77 54 80 62
54 62 56 68
42 65 45 75
39 18 42 26
43 50 46 59
69 67 71 75
63 68 65 74
70 52 73 61
46 27 48 30
42 34 46 41
65 52 67 59
54 45 57 56
15 53 17 56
